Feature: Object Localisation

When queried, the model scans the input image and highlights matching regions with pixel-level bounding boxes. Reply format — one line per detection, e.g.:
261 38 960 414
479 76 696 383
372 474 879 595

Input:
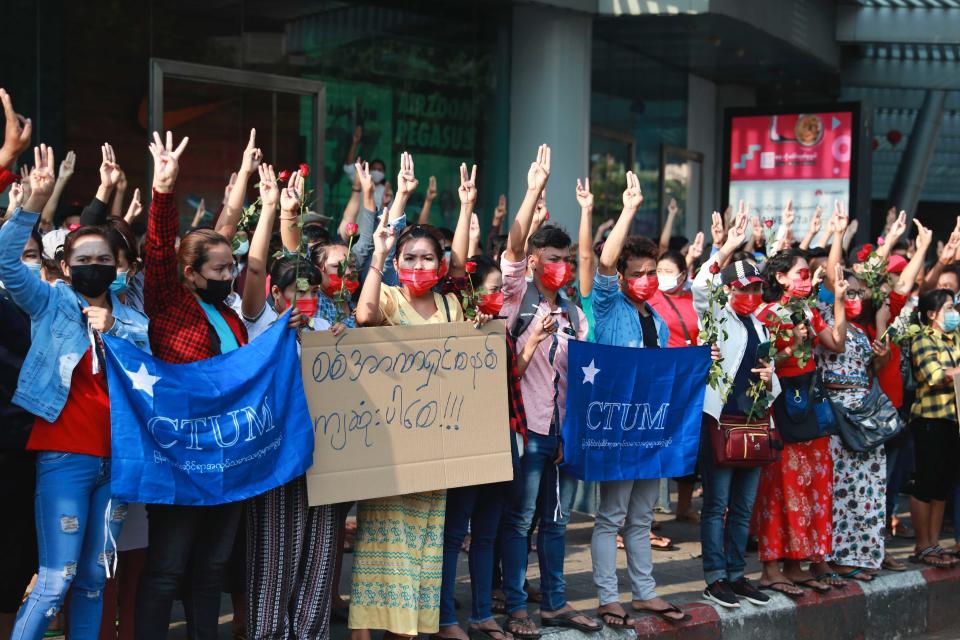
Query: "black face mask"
196 276 233 305
70 264 117 298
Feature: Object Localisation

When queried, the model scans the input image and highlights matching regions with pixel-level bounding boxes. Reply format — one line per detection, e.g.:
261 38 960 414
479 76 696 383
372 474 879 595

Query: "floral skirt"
751 437 833 562
348 491 446 635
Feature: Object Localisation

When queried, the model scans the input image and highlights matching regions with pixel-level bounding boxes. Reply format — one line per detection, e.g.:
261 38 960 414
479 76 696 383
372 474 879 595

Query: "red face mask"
438 257 449 278
625 275 659 303
540 261 572 292
324 273 359 297
477 291 505 316
787 268 812 299
730 292 763 315
844 298 863 319
284 295 317 318
398 268 440 297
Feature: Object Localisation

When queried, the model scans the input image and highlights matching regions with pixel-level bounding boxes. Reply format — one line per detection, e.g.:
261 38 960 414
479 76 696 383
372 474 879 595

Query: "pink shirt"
501 258 590 436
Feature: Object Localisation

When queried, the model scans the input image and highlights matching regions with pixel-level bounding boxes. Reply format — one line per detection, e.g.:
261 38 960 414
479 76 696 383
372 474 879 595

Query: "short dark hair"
761 248 804 303
270 256 320 292
396 224 444 259
617 236 658 274
657 249 685 274
62 226 119 263
528 224 571 252
467 254 501 289
806 247 829 260
917 289 954 326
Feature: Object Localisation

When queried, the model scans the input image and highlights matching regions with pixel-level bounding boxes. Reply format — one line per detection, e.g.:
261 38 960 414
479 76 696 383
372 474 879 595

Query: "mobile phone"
755 341 771 365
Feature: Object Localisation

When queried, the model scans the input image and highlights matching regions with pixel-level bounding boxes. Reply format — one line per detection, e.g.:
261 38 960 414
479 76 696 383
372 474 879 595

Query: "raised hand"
223 172 238 203
576 177 593 209
352 125 363 145
526 143 551 193
711 211 725 246
99 143 123 189
258 164 279 210
59 150 76 180
668 197 679 216
833 263 848 297
469 212 481 246
125 187 142 222
355 160 374 195
940 229 960 265
493 194 507 227
458 163 477 206
781 199 795 228
7 180 22 211
426 175 438 202
886 210 908 242
373 201 396 257
0 88 32 168
25 144 56 211
687 231 705 262
809 206 822 235
239 128 262 175
812 265 825 287
149 130 189 194
396 151 418 197
829 199 848 236
913 219 933 252
722 207 749 252
280 170 303 212
596 218 615 235
18 165 30 201
622 171 643 210
382 180 394 208
533 190 549 226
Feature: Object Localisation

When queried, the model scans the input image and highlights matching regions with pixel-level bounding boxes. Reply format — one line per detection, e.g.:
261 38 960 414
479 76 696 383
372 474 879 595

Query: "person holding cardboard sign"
351 151 464 640
498 145 596 640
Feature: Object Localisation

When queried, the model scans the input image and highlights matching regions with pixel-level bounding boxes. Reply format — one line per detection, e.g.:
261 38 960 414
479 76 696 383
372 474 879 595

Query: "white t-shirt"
242 303 331 341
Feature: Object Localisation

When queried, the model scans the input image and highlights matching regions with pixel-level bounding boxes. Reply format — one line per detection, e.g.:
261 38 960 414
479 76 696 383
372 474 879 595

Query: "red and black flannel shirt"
439 275 528 443
145 190 247 364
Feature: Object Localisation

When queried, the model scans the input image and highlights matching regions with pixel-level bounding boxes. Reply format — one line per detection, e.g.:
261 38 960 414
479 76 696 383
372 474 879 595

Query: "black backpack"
510 284 579 339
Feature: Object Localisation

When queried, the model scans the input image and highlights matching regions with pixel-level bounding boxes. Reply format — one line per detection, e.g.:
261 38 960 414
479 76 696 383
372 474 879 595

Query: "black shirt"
638 309 659 349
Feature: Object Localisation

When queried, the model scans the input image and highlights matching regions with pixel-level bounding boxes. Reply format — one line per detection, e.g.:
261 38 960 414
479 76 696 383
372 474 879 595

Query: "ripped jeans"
12 452 126 640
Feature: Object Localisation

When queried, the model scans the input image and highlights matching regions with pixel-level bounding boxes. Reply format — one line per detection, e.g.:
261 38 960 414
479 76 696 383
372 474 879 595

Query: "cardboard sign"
301 321 513 505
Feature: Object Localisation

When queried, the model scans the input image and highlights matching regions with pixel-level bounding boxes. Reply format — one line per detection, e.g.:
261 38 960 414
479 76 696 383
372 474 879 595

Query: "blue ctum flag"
561 341 711 482
102 315 315 505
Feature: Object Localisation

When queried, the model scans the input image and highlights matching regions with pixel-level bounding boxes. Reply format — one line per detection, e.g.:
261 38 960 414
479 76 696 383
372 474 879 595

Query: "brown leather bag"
708 414 781 468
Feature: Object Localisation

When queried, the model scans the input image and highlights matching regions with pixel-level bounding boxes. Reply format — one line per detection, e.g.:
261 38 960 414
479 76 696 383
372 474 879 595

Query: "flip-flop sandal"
794 578 831 593
909 547 953 569
650 536 678 551
814 572 849 588
469 627 513 640
597 611 634 628
836 568 873 582
632 603 689 624
881 557 907 572
505 617 541 640
540 610 602 633
759 582 806 599
492 596 507 615
932 546 960 564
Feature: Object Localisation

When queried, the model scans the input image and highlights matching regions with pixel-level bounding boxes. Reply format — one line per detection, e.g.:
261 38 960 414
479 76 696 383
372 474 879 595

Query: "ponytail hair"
760 249 803 303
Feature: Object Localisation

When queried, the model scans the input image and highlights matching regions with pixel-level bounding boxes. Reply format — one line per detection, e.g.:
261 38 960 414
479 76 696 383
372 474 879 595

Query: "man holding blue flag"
586 171 698 626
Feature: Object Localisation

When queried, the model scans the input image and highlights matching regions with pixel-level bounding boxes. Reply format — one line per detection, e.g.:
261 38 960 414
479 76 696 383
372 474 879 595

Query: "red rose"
863 243 874 254
278 169 292 182
345 222 359 237
709 263 720 274
544 210 550 221
299 162 310 178
764 219 774 228
465 261 478 273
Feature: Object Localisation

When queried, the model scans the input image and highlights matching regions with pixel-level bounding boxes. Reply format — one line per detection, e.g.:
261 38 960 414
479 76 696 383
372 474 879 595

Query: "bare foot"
541 606 601 631
782 565 830 591
435 625 470 640
596 602 633 628
632 597 685 622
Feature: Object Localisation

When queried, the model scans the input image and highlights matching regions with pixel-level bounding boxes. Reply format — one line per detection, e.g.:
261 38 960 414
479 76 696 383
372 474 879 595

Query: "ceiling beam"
837 5 960 45
843 57 960 89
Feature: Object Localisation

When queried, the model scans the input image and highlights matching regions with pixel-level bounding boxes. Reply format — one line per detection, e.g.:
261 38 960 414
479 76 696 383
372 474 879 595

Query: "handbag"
773 372 837 443
709 414 782 468
832 382 904 453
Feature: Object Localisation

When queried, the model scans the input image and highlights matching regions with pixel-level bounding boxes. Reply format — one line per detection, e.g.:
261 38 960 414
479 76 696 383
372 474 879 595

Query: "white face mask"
234 240 249 257
658 273 680 292
370 170 386 185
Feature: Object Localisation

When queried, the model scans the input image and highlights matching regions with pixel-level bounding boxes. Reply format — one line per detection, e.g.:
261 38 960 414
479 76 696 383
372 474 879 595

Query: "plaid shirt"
910 330 960 421
144 191 247 363
440 276 528 442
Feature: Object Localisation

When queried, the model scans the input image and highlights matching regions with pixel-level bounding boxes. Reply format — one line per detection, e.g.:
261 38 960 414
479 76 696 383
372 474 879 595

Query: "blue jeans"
501 432 577 614
13 452 125 640
439 481 508 626
699 420 761 586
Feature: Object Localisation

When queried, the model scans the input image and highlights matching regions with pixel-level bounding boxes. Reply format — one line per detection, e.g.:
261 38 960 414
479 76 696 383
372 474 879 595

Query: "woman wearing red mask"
352 156 465 638
751 234 849 597
692 212 780 609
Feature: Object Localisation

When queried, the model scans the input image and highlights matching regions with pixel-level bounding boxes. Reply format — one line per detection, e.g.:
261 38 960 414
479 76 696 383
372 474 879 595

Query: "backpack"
510 284 579 339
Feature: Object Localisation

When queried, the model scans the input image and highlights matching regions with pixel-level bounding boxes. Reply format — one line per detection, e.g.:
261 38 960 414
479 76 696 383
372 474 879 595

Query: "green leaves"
701 267 733 399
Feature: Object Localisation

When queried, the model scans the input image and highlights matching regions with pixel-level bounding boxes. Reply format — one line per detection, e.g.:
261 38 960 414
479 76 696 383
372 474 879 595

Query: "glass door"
149 58 325 224
659 145 704 245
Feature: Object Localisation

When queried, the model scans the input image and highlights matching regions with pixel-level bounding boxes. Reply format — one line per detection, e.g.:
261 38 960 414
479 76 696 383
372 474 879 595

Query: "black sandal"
910 546 953 569
540 610 602 633
491 595 507 615
759 582 806 599
794 578 831 593
813 572 849 588
597 610 634 628
632 603 689 624
505 616 541 640
469 627 513 640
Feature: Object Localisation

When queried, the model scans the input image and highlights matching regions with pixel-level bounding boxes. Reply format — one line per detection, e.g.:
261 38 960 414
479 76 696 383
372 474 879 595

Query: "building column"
508 5 592 236
888 89 947 225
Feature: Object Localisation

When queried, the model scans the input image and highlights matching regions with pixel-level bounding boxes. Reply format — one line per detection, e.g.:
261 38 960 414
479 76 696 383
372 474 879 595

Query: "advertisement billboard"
723 104 862 247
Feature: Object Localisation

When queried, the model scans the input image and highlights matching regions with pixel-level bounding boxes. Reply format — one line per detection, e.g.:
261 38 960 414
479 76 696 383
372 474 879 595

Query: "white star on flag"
125 363 161 397
582 359 601 384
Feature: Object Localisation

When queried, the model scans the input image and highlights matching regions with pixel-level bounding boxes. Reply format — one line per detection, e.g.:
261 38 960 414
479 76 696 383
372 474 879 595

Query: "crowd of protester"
2 85 960 640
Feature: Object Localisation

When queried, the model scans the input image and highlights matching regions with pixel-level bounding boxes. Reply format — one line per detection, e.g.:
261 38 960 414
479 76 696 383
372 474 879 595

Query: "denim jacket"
592 272 670 348
0 208 151 422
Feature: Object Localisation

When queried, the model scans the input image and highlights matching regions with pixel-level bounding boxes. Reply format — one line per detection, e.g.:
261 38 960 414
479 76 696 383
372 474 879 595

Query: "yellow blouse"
378 285 464 326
